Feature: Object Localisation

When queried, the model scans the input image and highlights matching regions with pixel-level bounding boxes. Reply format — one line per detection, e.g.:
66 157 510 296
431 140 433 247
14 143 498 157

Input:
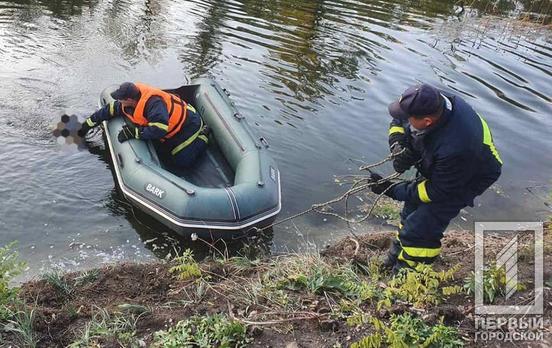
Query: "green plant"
0 241 26 320
66 305 80 320
378 264 462 309
227 256 261 269
43 270 73 298
152 313 249 348
351 313 463 348
546 275 552 288
424 322 465 348
4 307 37 348
355 258 385 283
267 255 377 302
370 197 401 223
74 269 100 286
346 310 371 327
464 263 525 304
69 308 141 348
169 249 202 280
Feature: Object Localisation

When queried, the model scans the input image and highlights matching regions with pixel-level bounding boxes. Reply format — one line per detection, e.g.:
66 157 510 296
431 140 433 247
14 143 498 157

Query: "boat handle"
213 83 231 103
117 153 124 168
259 137 269 148
257 150 264 187
233 112 244 121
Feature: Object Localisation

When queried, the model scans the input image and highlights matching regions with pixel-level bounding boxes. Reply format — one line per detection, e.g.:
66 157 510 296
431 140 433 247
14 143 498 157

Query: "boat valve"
259 137 269 148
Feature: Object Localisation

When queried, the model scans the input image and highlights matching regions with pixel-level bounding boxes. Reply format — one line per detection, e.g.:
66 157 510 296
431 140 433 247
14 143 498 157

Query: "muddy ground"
3 223 551 347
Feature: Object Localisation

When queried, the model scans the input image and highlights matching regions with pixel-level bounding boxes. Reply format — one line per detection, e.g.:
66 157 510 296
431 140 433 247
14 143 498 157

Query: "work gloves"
388 130 406 151
370 173 393 196
388 127 420 174
389 135 419 174
77 118 95 137
392 144 419 174
118 124 140 143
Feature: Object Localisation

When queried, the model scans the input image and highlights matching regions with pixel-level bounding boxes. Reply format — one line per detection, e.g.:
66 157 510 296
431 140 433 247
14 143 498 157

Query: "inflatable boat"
99 78 281 238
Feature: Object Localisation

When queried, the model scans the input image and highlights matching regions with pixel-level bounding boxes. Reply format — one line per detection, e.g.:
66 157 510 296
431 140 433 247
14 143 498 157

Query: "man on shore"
371 83 502 273
78 82 209 168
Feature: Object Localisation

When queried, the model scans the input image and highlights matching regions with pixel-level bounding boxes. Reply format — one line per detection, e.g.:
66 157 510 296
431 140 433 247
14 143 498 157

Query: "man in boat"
370 83 502 273
78 82 209 168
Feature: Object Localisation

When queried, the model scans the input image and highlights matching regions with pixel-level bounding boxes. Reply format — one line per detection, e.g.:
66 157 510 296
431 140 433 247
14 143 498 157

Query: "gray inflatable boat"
99 78 281 238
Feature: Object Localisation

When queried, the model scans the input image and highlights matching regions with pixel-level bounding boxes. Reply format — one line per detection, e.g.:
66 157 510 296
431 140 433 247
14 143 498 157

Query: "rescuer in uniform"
370 83 502 273
78 82 209 168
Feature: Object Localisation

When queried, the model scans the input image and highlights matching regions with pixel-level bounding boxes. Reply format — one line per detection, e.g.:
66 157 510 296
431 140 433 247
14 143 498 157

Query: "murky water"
1 0 550 277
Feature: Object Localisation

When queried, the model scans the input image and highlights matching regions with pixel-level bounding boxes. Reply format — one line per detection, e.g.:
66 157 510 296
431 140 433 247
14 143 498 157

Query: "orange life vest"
121 83 187 140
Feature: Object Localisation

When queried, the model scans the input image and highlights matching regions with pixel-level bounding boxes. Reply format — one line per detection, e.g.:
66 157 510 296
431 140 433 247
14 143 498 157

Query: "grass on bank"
43 270 74 298
0 241 36 347
3 307 37 348
0 241 26 320
153 313 249 348
23 225 552 347
1 241 471 347
69 307 143 348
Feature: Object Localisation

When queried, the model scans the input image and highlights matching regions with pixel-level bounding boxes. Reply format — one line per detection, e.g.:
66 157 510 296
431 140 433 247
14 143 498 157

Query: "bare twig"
236 312 326 326
348 237 360 256
447 244 475 256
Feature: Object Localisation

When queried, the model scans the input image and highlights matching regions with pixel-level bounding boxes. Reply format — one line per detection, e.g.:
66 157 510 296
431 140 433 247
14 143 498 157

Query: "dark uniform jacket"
89 96 202 151
389 92 503 206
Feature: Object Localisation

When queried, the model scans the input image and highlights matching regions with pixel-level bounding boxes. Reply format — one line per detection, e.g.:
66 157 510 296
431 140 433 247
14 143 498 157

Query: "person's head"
110 82 140 108
388 83 444 130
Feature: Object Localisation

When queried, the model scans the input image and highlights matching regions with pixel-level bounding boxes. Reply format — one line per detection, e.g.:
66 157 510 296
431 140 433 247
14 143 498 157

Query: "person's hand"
118 124 139 143
392 144 419 173
370 173 393 195
388 131 406 151
77 118 94 137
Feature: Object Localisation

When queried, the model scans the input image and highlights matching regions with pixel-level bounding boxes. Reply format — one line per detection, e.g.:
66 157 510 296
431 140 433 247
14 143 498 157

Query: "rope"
248 151 406 234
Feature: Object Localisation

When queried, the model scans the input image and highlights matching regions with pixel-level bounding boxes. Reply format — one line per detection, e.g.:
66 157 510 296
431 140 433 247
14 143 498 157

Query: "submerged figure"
79 82 209 168
371 83 502 273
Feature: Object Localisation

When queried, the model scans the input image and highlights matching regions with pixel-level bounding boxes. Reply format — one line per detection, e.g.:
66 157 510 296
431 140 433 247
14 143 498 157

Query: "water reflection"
179 0 226 78
6 0 97 20
100 0 169 65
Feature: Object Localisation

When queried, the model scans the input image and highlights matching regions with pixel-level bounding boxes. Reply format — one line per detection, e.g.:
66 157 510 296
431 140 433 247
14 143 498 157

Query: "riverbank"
1 224 550 347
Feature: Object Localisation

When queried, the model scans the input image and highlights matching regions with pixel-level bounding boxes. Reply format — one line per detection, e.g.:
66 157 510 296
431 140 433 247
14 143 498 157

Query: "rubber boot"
382 239 402 269
391 259 415 275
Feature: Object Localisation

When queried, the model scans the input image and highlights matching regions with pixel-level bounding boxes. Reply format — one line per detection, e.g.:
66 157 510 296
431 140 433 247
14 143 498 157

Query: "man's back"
421 93 502 203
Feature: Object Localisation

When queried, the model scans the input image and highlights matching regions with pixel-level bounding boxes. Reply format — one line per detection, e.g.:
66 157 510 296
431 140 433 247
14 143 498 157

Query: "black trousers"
397 198 469 265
